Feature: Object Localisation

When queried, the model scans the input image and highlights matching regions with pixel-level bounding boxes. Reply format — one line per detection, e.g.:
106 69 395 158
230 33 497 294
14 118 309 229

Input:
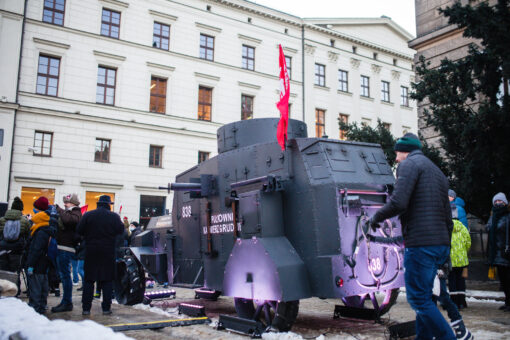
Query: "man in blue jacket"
369 133 455 340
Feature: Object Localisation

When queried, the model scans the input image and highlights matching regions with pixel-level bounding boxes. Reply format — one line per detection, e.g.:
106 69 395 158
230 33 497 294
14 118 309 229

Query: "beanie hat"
448 189 457 200
394 133 422 152
11 197 24 211
492 192 508 206
63 193 80 206
131 221 139 228
34 196 49 211
123 216 128 220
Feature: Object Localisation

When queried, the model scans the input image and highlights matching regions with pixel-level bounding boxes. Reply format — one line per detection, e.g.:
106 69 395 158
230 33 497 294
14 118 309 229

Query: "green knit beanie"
394 133 422 152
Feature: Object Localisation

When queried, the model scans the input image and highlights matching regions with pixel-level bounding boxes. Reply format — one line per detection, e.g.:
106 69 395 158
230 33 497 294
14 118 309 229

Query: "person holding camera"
487 192 510 312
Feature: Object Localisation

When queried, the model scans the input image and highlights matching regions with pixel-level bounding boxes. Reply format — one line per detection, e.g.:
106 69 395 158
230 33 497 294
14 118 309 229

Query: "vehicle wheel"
342 288 399 316
114 254 146 305
234 298 299 332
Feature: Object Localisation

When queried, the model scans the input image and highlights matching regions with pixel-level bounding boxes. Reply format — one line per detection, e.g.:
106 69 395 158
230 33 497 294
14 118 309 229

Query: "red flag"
119 205 123 214
276 44 290 151
80 205 88 214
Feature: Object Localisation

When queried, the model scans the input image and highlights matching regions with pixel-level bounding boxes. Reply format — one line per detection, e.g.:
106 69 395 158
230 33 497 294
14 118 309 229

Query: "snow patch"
262 331 304 340
0 297 132 340
471 330 510 340
131 302 179 317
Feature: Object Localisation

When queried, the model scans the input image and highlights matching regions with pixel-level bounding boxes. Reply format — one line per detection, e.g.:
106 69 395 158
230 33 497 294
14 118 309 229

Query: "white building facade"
0 0 417 225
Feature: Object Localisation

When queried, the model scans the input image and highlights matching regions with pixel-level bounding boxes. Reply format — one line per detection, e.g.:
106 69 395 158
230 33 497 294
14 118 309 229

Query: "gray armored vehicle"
117 118 404 331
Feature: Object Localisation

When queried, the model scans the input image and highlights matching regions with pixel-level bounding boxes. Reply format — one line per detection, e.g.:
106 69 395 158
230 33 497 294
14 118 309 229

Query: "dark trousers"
437 277 461 323
0 252 22 272
28 273 49 314
82 280 112 312
497 265 510 306
47 260 60 292
448 267 467 308
404 246 456 340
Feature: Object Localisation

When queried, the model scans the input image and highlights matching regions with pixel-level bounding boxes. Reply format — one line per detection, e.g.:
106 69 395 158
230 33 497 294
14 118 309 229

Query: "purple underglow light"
179 303 204 309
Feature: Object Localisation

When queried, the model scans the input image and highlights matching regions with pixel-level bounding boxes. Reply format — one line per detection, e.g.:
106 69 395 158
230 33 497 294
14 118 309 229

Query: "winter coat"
372 150 452 247
114 229 129 259
450 219 471 267
25 212 55 274
76 204 124 281
55 205 82 253
0 209 30 252
486 209 510 267
454 197 468 229
129 227 142 246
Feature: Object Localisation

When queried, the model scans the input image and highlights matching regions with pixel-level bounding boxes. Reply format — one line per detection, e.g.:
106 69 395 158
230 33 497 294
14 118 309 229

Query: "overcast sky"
248 0 416 37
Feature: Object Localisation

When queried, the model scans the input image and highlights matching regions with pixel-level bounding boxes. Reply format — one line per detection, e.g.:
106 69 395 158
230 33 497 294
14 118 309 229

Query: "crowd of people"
0 194 142 315
0 132 509 339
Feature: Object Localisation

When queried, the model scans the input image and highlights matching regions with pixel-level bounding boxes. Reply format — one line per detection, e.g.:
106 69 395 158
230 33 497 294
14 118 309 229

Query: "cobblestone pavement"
27 281 510 340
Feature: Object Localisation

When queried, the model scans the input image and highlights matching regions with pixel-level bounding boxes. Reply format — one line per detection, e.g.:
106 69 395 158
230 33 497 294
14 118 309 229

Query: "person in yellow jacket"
448 205 471 310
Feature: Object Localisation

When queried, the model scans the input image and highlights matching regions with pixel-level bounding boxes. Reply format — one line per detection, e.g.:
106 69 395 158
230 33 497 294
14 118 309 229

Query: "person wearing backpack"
0 197 30 272
51 194 82 313
25 197 55 314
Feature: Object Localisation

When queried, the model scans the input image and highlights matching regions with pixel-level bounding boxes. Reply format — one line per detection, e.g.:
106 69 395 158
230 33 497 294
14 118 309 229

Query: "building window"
383 122 391 131
199 34 214 61
339 114 349 140
85 191 114 211
96 66 116 105
362 118 372 127
381 81 390 102
33 131 53 157
95 138 111 162
285 56 292 80
401 86 409 106
149 145 163 168
361 75 370 97
198 86 212 121
21 187 55 217
150 77 167 113
373 52 378 60
198 151 210 164
352 46 357 54
315 63 325 87
140 195 166 228
330 39 335 47
393 58 398 66
42 0 65 25
153 22 169 50
242 45 255 70
241 94 254 120
101 8 120 39
338 69 348 92
36 55 60 96
315 109 325 137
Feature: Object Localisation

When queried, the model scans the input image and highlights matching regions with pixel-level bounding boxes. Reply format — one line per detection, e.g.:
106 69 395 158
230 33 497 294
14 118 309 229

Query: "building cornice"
195 22 222 33
148 9 178 22
93 50 126 61
14 176 64 185
80 181 124 189
194 72 220 82
25 19 303 86
408 25 464 51
33 37 71 50
18 92 219 138
238 81 261 90
0 9 23 20
146 62 175 72
99 0 129 9
238 34 262 45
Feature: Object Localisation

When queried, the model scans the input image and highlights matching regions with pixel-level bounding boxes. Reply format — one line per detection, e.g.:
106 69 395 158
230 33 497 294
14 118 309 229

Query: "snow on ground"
0 297 133 340
131 303 180 318
471 330 510 340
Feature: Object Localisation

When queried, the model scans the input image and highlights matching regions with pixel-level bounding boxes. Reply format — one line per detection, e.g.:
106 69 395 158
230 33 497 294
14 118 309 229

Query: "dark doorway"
139 195 166 228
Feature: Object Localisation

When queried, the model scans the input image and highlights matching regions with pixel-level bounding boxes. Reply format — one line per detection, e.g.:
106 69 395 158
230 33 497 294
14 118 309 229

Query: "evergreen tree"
412 0 510 219
338 119 448 173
